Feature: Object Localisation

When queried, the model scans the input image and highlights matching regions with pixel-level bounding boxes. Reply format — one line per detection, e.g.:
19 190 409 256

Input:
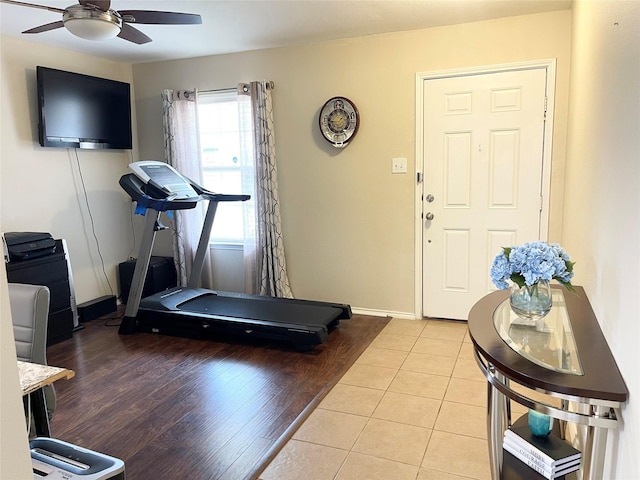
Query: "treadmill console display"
129 161 199 200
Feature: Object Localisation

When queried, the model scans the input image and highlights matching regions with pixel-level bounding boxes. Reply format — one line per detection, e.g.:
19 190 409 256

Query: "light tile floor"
260 318 514 480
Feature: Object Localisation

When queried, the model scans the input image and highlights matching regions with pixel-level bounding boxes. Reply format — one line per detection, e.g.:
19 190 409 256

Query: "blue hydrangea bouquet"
490 241 575 320
490 241 575 291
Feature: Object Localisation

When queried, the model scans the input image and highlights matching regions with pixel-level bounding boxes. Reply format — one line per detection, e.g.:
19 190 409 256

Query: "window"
197 90 245 244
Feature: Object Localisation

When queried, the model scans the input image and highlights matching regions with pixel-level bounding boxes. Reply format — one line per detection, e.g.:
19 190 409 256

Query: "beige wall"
133 10 572 316
563 0 639 477
0 37 135 304
0 265 31 479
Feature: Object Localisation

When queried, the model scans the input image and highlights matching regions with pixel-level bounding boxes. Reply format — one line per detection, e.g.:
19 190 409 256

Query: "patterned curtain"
238 81 293 298
160 89 213 288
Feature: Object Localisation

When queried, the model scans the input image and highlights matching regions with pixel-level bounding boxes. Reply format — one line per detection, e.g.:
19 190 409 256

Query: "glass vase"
510 280 552 321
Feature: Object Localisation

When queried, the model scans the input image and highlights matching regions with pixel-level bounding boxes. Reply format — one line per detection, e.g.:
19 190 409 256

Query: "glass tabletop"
493 289 583 375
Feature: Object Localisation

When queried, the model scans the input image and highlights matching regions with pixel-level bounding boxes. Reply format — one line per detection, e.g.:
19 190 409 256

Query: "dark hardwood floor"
46 310 389 480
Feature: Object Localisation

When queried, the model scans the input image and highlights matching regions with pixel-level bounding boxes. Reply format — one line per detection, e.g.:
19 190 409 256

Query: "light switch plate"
392 157 407 174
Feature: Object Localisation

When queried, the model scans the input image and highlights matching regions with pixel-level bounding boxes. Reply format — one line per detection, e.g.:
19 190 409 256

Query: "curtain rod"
199 81 275 94
198 87 236 94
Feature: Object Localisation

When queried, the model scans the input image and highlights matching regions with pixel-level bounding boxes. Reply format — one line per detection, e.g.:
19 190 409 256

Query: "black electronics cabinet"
6 239 74 346
118 256 176 304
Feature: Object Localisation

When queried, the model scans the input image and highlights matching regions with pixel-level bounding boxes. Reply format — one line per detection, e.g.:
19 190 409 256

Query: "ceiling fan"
1 0 202 44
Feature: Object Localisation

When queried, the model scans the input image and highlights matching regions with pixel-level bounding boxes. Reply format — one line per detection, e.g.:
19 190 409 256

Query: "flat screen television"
36 66 132 150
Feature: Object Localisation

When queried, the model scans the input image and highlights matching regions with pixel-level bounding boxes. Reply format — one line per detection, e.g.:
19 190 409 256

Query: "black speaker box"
118 256 177 304
77 295 117 322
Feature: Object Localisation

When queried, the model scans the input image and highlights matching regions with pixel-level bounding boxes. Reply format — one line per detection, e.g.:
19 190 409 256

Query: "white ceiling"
0 0 572 64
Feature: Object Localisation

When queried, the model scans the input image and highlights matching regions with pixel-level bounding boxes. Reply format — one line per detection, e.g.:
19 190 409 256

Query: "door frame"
414 59 557 319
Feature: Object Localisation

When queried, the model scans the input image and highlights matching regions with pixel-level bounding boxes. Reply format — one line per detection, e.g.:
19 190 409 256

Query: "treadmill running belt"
178 294 342 326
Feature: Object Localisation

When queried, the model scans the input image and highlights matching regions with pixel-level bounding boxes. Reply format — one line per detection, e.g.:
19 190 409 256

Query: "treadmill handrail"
190 182 250 203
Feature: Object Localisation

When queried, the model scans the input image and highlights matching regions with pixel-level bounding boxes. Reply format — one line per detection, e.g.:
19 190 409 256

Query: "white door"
421 67 550 320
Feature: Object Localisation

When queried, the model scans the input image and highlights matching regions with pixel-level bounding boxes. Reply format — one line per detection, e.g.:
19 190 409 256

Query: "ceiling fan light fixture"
63 5 122 41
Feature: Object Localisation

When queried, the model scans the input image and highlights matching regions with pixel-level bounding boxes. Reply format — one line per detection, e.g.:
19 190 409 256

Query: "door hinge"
540 195 544 212
544 96 548 118
417 172 424 184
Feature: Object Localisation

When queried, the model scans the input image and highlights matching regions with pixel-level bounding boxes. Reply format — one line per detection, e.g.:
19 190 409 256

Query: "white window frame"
197 89 245 246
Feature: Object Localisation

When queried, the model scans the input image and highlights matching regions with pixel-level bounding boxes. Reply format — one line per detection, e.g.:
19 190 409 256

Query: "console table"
468 286 628 480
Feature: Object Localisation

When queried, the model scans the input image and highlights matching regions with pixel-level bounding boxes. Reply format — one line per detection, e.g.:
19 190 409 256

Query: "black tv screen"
36 66 132 150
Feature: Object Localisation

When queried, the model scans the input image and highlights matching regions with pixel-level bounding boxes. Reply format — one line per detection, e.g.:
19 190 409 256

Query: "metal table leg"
29 389 51 437
582 405 610 480
487 363 506 480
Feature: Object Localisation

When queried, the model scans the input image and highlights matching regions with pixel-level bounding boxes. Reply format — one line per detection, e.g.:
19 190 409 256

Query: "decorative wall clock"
318 96 359 148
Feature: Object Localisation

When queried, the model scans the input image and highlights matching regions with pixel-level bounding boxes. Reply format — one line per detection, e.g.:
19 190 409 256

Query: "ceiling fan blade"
117 23 152 45
23 20 64 34
0 0 65 14
117 10 202 25
78 0 110 12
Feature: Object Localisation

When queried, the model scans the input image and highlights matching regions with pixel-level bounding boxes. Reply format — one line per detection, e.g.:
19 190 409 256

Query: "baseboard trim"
351 307 417 320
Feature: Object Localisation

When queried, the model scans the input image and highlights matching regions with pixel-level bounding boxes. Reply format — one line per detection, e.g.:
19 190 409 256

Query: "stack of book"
504 425 582 479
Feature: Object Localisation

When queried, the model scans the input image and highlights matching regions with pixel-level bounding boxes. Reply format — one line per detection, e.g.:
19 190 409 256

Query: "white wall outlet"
392 157 407 174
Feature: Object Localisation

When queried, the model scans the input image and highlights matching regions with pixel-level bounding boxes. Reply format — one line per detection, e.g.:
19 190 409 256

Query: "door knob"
425 212 434 221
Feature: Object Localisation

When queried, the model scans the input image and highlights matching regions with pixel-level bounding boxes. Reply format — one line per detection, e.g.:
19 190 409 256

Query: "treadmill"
119 161 351 350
